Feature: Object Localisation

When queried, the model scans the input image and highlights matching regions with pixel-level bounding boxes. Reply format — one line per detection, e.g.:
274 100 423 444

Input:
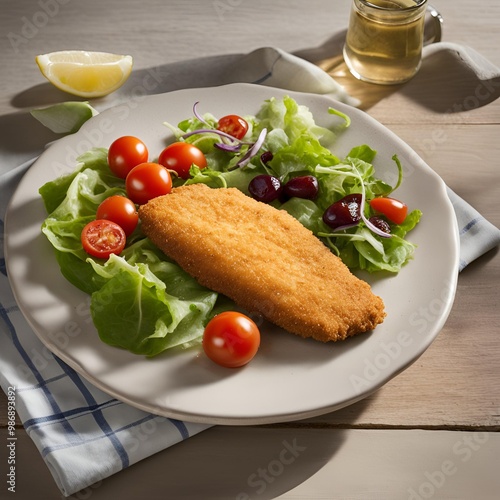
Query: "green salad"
39 96 421 356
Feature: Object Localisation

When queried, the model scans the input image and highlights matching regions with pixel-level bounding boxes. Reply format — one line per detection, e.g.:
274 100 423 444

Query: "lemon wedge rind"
35 50 133 98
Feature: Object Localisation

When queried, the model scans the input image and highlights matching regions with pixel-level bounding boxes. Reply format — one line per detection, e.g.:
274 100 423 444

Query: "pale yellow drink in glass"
343 0 427 85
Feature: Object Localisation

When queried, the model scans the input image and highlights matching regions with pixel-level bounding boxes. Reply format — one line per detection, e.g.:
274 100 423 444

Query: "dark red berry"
248 175 283 203
260 151 273 164
368 216 391 234
283 175 319 200
323 193 362 229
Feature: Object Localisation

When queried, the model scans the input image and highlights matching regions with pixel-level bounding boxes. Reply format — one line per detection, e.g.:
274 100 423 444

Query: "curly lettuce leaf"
168 97 420 275
39 95 423 358
39 148 123 214
255 95 337 145
39 150 226 354
89 249 218 356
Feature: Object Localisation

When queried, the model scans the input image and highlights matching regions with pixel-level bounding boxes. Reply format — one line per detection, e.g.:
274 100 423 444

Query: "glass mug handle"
424 4 444 45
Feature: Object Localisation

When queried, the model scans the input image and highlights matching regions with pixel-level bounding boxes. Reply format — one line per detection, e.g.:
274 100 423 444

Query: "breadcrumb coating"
139 184 385 342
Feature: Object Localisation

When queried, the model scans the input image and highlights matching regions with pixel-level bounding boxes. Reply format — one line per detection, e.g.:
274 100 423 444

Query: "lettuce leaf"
165 98 421 275
31 101 98 134
39 95 422 357
89 246 218 356
39 150 226 355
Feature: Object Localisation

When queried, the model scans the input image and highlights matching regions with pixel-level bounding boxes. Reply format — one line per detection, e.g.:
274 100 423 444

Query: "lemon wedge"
35 50 133 98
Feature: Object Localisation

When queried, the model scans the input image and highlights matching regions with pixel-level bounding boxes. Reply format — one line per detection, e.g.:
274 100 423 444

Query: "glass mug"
343 0 442 85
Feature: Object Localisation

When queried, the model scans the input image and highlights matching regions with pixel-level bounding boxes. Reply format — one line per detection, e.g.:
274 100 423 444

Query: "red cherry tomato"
108 136 149 179
370 197 408 225
158 142 207 180
81 219 126 259
96 195 139 236
203 312 260 368
217 114 249 140
125 162 172 205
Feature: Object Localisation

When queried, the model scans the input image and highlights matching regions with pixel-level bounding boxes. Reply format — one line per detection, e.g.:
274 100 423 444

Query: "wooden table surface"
1 1 499 498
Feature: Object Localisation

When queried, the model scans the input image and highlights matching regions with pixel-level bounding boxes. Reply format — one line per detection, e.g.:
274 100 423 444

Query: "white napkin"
1 46 499 497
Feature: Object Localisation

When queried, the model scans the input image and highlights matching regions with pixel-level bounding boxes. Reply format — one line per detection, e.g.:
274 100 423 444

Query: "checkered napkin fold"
1 45 499 497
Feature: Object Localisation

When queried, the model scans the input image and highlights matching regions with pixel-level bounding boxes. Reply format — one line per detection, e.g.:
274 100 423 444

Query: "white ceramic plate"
5 84 459 425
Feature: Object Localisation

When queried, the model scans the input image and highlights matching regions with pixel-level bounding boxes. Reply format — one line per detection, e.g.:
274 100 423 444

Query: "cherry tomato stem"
158 142 207 180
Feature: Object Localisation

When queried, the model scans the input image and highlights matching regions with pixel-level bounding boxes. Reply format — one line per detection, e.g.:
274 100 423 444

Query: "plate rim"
4 83 460 425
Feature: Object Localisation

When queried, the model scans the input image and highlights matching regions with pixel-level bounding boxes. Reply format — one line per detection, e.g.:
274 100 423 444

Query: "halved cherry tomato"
158 142 207 180
370 197 408 225
125 162 172 205
203 312 260 368
96 195 139 236
217 114 249 140
108 136 149 179
81 219 126 259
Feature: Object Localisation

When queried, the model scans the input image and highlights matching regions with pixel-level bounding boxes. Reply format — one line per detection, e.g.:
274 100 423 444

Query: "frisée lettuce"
39 96 421 356
170 96 421 273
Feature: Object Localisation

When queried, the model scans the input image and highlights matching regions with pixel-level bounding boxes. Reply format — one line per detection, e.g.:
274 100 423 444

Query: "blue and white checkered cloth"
0 159 211 496
1 47 499 497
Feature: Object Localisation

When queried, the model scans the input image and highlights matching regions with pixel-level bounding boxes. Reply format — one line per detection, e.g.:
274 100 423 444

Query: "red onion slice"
182 128 239 142
237 128 267 167
192 101 210 127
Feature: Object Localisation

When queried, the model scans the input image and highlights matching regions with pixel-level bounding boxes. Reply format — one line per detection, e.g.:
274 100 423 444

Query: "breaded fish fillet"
139 184 385 342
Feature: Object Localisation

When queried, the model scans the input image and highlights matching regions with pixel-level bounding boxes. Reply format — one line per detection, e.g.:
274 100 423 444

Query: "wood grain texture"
0 0 499 430
0 0 499 498
2 428 499 500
